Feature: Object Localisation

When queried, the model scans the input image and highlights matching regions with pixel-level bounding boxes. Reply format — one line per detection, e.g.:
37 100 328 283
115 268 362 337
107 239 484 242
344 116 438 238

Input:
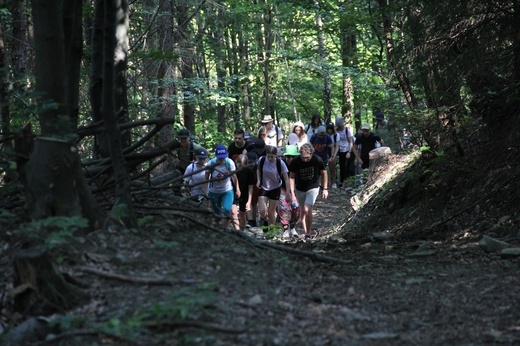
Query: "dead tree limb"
77 266 198 286
169 211 353 266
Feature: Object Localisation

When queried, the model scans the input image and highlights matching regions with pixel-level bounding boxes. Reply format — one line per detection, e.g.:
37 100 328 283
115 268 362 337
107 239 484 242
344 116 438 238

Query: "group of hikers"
177 114 384 240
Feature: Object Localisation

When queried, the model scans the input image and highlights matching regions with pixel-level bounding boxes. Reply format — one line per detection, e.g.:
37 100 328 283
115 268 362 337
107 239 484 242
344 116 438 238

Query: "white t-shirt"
257 157 288 191
260 126 284 147
305 124 319 137
184 162 207 198
337 127 354 152
206 158 236 194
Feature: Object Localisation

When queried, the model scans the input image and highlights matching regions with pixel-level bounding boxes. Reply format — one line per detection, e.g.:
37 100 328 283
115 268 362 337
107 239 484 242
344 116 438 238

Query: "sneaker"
338 183 343 188
332 183 337 189
282 229 290 239
290 228 299 237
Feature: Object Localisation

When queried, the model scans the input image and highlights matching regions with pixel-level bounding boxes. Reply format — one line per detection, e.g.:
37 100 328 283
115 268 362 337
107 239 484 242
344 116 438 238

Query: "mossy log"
12 247 85 315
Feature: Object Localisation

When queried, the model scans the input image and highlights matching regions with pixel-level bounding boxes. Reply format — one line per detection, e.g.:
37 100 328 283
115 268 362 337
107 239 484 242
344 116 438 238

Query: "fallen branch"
168 211 353 265
142 319 246 334
34 329 138 346
77 266 198 286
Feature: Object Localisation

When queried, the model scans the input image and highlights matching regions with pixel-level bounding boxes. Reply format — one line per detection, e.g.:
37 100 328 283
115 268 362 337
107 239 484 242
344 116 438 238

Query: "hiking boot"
290 228 299 237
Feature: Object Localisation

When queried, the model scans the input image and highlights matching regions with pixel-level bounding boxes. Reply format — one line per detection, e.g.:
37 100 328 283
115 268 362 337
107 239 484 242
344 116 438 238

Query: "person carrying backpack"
174 128 203 174
205 145 241 228
305 113 322 137
309 126 334 164
335 116 355 187
235 154 255 230
258 115 283 147
353 124 384 169
256 145 291 231
325 122 340 188
183 148 209 203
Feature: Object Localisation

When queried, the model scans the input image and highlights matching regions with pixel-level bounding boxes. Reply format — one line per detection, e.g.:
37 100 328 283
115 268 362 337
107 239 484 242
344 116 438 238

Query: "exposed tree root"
77 266 198 286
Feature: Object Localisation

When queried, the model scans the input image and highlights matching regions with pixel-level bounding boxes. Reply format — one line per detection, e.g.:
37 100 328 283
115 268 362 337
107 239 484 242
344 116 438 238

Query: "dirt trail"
3 153 520 345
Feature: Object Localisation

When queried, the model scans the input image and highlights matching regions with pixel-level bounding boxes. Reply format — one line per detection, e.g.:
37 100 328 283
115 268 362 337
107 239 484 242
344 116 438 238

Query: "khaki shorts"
295 187 320 206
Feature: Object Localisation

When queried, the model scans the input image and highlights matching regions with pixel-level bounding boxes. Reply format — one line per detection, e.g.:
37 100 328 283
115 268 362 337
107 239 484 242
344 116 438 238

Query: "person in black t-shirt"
353 124 384 169
228 128 249 161
235 154 256 230
289 143 328 240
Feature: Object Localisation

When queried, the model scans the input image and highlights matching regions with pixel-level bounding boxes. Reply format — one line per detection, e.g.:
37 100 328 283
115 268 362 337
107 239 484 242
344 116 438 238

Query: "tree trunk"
340 1 355 125
62 0 83 129
153 0 176 176
101 0 137 228
176 2 196 135
90 0 109 158
378 0 417 110
0 22 18 183
13 247 85 314
239 29 252 129
213 12 228 133
8 0 28 84
315 2 332 124
114 0 132 149
259 2 273 117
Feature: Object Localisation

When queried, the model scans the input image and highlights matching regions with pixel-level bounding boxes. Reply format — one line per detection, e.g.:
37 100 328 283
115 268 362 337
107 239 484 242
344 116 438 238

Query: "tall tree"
339 1 355 126
114 0 132 149
100 0 137 228
315 1 332 124
24 0 104 225
176 1 197 134
89 0 109 157
377 0 417 110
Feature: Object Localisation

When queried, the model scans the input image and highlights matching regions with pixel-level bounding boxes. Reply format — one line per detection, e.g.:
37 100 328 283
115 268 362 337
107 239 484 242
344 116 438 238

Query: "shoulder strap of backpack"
275 125 279 144
258 156 266 185
276 157 282 183
189 140 194 161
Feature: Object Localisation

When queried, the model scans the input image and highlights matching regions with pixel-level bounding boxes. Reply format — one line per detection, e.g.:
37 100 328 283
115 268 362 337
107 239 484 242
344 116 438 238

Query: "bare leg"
301 204 314 236
268 199 278 225
257 196 269 224
231 204 239 230
239 210 247 230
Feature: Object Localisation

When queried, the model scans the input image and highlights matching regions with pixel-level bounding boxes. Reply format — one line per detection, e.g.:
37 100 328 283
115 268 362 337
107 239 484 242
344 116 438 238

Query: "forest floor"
2 135 520 346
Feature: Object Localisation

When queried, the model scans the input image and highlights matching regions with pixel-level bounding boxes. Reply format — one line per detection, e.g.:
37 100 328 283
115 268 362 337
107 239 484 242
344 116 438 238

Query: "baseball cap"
317 125 326 133
194 148 208 158
250 139 266 155
215 144 228 158
335 117 344 126
361 124 370 130
178 128 190 138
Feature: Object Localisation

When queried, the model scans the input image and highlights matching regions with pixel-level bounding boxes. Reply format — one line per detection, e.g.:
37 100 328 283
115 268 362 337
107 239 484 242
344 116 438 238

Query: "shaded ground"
2 141 520 345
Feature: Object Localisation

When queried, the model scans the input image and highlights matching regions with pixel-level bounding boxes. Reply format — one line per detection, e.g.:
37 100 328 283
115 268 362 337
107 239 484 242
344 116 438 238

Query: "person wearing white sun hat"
258 115 283 147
